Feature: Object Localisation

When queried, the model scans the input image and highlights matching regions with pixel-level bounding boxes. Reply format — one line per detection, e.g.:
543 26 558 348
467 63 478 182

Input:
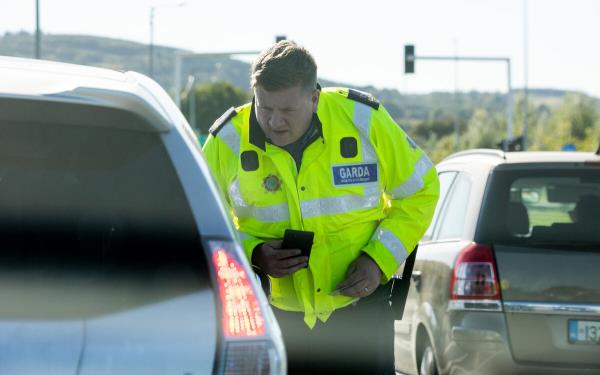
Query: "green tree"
422 134 456 163
181 81 250 136
458 109 503 150
537 94 599 151
528 106 553 151
411 116 456 141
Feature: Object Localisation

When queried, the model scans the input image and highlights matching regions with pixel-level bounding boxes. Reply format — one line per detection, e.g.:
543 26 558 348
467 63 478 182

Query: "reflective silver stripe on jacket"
301 183 381 218
388 153 434 199
353 102 378 162
371 227 409 265
228 178 290 223
217 122 240 156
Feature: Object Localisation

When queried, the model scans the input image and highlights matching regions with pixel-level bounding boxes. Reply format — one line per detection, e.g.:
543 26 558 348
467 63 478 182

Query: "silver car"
0 56 285 374
394 149 600 375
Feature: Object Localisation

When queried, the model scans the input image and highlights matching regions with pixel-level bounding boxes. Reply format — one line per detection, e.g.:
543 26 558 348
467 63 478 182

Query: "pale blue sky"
2 0 599 96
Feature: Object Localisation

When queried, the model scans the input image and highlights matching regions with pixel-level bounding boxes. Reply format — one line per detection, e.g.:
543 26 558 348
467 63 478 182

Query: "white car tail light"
448 243 503 311
206 240 284 375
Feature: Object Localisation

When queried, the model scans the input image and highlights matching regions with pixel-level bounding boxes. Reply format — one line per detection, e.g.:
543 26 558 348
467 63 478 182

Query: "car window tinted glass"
423 171 457 241
477 167 600 247
436 173 472 240
0 121 209 320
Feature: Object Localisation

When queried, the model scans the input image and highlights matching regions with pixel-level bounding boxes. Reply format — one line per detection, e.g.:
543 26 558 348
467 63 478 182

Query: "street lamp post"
453 39 459 151
523 0 529 150
35 0 41 59
149 6 155 78
149 2 186 79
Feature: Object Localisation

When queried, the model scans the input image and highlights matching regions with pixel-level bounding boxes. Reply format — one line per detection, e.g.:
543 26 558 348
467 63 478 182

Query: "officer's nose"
268 111 286 129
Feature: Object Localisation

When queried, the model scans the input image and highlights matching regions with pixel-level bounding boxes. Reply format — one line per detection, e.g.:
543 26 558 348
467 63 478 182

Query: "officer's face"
254 84 319 147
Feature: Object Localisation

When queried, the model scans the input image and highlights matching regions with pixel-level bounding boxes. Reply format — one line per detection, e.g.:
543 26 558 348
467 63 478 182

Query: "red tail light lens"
211 247 265 337
450 243 500 300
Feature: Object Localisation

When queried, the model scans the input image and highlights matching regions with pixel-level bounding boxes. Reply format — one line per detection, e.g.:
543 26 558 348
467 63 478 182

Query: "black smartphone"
281 229 314 261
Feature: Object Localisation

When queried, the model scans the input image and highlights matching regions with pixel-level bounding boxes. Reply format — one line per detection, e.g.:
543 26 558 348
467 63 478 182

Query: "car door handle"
411 270 422 293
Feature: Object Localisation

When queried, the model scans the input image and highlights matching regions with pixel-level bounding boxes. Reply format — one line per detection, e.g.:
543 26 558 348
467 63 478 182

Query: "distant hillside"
1 31 596 124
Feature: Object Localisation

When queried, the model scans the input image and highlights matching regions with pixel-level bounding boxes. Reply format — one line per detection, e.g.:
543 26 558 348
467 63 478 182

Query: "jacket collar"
248 98 267 150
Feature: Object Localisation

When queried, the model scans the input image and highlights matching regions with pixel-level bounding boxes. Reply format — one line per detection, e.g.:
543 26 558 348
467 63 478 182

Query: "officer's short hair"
251 40 317 93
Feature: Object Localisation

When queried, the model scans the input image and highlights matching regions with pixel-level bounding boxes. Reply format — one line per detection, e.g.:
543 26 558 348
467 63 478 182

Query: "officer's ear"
310 88 320 113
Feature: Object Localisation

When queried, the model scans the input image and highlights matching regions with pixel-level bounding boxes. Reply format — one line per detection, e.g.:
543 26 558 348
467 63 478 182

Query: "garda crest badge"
263 174 282 193
332 163 378 186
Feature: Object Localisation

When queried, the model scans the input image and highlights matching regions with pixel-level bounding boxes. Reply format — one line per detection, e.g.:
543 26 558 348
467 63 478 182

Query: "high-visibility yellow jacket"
202 87 439 328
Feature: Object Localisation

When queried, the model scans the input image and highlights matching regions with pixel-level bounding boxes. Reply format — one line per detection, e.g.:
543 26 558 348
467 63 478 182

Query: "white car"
0 56 285 375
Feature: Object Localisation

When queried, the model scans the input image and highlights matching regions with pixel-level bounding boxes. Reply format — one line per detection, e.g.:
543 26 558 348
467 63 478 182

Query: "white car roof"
503 151 599 163
0 56 175 132
440 148 600 168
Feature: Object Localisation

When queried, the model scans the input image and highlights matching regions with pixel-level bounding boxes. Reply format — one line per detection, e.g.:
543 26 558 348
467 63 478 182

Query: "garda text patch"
332 163 378 186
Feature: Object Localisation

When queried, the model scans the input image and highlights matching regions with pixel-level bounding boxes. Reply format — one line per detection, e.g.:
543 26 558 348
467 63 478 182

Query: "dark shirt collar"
281 113 322 162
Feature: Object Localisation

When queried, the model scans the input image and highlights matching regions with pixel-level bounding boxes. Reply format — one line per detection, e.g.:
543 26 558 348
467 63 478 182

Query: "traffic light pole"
173 36 287 107
173 51 261 107
406 49 514 151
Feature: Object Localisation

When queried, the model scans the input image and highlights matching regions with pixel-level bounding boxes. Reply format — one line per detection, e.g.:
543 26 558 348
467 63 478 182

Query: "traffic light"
404 45 415 74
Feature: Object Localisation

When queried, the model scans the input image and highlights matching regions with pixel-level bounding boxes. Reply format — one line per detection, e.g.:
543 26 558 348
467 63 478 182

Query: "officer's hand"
252 240 309 278
333 254 382 298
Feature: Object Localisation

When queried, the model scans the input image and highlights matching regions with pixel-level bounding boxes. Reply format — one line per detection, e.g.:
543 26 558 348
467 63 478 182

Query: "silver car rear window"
476 166 600 248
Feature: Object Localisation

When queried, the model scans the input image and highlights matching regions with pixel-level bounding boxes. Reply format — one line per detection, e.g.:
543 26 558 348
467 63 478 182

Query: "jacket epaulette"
347 88 380 110
209 107 237 136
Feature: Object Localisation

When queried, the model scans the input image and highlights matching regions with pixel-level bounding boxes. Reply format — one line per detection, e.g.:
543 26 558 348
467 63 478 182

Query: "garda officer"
202 41 439 374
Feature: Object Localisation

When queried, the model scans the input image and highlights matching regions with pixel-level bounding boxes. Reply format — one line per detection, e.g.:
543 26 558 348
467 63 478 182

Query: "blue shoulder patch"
209 107 237 136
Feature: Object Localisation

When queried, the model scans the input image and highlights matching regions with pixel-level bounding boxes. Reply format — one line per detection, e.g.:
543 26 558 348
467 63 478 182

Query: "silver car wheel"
419 343 438 375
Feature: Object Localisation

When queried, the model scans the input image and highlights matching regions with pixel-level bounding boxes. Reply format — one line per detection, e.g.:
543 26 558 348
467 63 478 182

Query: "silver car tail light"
448 243 503 312
206 240 284 375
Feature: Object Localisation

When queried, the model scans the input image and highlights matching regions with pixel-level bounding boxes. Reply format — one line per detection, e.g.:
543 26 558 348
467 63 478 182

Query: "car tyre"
419 339 438 375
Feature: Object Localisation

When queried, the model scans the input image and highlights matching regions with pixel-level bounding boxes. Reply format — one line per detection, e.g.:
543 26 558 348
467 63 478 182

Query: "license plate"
569 320 600 345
